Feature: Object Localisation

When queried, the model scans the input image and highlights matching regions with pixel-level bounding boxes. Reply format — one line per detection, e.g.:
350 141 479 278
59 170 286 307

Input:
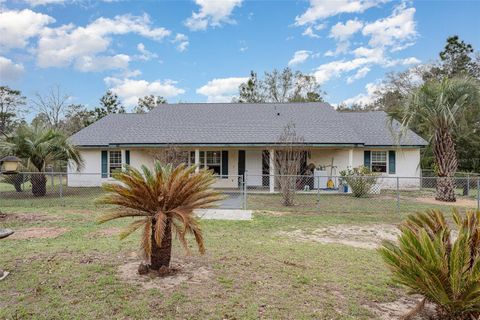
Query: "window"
205 151 221 175
109 151 122 176
371 151 387 173
188 150 222 175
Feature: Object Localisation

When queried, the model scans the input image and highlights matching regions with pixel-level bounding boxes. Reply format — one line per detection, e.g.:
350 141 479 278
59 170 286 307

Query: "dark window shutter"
388 150 396 174
364 150 371 168
238 150 245 176
101 151 108 178
221 151 228 178
125 150 130 165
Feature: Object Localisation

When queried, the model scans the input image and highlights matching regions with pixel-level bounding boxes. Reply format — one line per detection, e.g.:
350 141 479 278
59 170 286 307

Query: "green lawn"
0 187 478 319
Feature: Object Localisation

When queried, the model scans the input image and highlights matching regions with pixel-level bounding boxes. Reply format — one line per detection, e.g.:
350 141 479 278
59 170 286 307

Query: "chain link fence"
0 172 246 209
1 172 478 213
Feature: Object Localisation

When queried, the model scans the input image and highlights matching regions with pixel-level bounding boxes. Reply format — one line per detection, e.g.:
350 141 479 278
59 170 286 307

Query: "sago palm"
396 76 480 202
379 209 480 320
0 125 83 196
97 162 222 274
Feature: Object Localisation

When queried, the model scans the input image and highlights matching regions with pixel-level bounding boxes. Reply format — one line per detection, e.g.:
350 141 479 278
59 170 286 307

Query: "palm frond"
97 160 221 262
379 209 480 319
119 219 147 240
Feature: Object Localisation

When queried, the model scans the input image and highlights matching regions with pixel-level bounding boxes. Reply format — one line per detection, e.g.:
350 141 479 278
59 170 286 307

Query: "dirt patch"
367 295 435 320
118 257 212 290
0 212 59 223
8 227 69 240
279 224 400 249
88 227 121 238
415 197 477 208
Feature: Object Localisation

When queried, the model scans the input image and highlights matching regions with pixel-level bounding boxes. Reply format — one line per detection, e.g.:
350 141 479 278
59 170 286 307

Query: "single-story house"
68 102 427 190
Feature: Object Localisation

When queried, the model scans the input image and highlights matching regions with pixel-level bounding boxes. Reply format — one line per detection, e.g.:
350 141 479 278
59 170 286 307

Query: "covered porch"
130 146 358 191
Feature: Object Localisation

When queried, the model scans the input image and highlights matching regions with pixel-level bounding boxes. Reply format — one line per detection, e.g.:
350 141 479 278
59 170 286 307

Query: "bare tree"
31 85 71 129
274 122 307 206
147 145 189 167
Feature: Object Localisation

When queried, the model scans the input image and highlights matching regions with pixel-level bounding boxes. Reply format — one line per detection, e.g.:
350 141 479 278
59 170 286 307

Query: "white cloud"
74 54 130 72
23 0 65 6
313 57 373 84
36 14 170 71
185 0 243 31
295 0 386 26
301 24 325 38
346 66 370 83
116 69 142 78
288 50 312 66
352 46 384 60
324 41 350 57
400 57 421 65
302 26 319 38
330 19 363 41
135 43 158 61
172 33 189 52
0 9 54 51
0 56 25 80
362 3 417 48
105 77 185 106
341 82 381 106
196 77 248 102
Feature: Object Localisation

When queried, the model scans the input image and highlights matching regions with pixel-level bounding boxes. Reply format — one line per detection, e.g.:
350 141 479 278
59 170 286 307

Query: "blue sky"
1 0 479 114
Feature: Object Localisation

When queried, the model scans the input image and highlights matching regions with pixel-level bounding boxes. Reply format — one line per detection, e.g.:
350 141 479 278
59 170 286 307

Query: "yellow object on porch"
327 179 334 189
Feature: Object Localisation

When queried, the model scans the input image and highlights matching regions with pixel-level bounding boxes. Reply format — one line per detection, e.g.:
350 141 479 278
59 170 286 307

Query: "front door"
245 150 263 186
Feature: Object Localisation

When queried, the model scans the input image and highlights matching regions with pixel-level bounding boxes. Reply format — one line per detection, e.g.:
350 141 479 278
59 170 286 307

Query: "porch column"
269 149 275 193
194 149 200 173
348 148 353 169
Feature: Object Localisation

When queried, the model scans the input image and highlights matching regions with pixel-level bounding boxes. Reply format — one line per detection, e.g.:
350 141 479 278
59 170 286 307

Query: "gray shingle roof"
69 103 427 147
341 111 427 146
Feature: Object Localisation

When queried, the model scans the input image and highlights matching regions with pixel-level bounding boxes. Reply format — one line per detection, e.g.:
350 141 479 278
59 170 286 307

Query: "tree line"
0 87 167 137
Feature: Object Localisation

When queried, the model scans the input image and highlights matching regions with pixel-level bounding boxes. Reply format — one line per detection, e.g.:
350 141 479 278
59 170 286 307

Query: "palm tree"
97 162 222 274
379 209 480 320
0 125 83 196
395 76 480 202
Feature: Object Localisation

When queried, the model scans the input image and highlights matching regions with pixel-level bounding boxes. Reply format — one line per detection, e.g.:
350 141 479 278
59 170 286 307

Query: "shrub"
379 209 480 320
339 166 378 197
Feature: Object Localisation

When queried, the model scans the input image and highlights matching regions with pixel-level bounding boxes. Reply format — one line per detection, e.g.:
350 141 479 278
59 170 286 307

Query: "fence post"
396 177 400 213
316 175 320 207
59 173 63 198
467 174 470 196
243 171 248 210
477 178 479 211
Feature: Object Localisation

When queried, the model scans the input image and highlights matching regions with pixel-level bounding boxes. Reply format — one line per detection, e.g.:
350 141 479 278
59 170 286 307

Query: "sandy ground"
279 224 400 249
367 295 435 320
8 227 69 240
415 197 478 208
118 258 212 291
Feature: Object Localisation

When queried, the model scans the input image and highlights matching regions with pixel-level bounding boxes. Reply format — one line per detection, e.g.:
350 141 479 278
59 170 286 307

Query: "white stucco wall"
68 149 103 187
68 147 422 189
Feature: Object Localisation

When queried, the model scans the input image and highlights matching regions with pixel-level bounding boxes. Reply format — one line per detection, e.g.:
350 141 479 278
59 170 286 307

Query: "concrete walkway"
194 209 252 220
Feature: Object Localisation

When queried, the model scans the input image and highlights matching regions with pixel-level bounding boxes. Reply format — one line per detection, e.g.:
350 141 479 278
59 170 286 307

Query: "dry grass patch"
414 197 477 207
0 212 59 223
279 224 400 249
87 227 122 238
8 227 69 240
